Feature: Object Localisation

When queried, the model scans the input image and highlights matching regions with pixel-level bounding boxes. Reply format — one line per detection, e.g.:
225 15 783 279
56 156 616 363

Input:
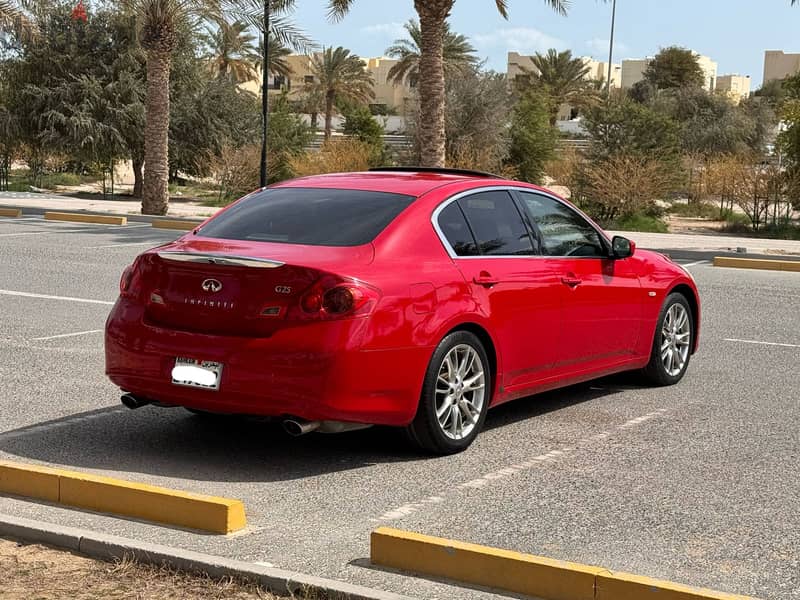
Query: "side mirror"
611 236 635 259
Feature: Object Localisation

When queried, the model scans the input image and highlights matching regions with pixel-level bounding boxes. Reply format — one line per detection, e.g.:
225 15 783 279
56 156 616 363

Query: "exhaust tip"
282 419 320 437
121 393 149 410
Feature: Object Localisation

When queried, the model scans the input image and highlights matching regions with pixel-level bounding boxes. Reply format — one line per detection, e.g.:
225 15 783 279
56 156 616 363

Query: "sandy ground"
0 538 290 599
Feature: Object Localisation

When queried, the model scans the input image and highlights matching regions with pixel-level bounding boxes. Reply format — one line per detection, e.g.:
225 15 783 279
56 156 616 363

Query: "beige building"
763 50 800 84
621 52 717 91
239 54 415 115
716 74 751 103
621 58 650 89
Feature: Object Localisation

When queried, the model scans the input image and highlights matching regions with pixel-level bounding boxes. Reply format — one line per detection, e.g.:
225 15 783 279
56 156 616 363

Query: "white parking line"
32 329 104 341
0 223 150 237
681 260 710 268
724 338 800 349
0 289 114 305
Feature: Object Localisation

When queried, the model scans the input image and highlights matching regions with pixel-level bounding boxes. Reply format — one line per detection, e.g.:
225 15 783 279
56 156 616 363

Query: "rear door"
435 189 562 391
514 190 642 370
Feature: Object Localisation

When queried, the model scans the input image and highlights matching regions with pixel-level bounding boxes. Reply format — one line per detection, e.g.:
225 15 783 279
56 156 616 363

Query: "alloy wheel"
434 344 486 440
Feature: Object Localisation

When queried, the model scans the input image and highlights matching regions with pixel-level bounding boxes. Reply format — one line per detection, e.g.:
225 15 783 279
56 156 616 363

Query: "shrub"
612 214 669 233
289 139 374 177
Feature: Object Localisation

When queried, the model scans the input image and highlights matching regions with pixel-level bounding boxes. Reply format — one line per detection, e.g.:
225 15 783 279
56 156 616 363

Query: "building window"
304 75 315 84
273 75 286 90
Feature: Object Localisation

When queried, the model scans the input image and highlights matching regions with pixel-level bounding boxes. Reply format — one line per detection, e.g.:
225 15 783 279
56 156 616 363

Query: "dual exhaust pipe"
121 393 369 436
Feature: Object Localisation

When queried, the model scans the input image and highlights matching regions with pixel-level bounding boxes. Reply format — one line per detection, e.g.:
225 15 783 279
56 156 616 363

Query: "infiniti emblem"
201 278 223 293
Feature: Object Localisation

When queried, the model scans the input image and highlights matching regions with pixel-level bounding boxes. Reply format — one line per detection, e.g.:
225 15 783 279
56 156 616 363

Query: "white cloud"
360 22 407 39
585 38 630 59
473 27 567 56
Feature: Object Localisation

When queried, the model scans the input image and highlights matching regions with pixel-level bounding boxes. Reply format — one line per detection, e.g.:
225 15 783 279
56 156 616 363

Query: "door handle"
561 276 582 288
473 273 499 287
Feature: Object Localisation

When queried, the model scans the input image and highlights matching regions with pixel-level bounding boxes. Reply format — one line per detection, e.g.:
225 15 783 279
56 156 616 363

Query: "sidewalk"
2 191 800 255
0 191 218 219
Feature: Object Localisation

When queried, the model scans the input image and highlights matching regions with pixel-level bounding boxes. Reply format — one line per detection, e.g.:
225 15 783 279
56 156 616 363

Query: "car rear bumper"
105 299 431 426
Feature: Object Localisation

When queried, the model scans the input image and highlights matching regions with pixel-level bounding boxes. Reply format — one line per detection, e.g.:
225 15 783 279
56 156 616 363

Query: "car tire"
642 292 694 386
405 331 491 455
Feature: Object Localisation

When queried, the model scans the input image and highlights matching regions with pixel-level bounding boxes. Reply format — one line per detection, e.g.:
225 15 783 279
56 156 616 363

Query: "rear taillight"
292 277 380 321
119 257 144 298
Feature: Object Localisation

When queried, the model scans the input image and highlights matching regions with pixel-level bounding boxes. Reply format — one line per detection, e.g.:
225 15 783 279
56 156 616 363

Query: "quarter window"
517 192 607 258
437 202 479 256
457 191 536 256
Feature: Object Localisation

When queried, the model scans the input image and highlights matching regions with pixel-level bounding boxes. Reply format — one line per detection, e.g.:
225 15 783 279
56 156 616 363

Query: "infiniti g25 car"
105 168 700 454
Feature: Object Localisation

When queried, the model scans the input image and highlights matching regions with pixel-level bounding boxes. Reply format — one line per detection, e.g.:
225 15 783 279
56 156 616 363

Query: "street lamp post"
259 0 271 188
606 0 617 98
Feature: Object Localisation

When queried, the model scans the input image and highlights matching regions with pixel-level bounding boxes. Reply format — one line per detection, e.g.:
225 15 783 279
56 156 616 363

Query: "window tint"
518 192 606 258
457 191 536 256
199 188 414 247
437 202 479 256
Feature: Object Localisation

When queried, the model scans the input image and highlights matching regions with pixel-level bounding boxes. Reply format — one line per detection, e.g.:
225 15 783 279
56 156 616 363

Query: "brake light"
119 257 144 298
293 277 380 320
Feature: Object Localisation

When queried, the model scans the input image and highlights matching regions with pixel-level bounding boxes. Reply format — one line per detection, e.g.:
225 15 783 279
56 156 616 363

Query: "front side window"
199 188 414 247
517 192 607 258
456 191 536 256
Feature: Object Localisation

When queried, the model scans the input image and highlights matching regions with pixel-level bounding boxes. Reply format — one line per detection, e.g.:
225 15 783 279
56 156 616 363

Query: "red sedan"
105 168 700 454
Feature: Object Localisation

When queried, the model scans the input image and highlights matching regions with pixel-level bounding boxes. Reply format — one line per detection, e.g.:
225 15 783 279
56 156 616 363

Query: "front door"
514 190 642 371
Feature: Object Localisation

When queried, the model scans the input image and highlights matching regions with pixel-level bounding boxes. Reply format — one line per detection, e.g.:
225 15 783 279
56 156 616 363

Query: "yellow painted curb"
152 219 202 231
0 208 22 218
44 211 127 226
713 256 800 273
371 527 604 600
371 528 757 600
0 460 245 534
597 571 754 600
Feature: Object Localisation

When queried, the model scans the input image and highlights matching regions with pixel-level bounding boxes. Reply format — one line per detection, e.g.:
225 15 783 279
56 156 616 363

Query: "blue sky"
287 0 800 86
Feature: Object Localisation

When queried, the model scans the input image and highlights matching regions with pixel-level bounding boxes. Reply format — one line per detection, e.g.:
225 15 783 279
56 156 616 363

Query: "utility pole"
606 0 617 99
259 0 271 188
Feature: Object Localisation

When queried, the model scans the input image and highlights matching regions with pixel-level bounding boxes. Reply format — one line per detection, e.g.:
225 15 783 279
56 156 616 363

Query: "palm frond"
325 0 355 22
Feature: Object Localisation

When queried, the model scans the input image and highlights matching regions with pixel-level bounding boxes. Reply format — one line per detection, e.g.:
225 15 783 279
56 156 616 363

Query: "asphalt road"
1 216 799 600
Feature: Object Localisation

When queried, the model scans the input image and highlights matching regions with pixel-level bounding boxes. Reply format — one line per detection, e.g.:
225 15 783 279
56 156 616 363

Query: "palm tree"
123 0 307 215
327 0 569 167
525 48 592 125
259 35 293 81
384 19 478 87
309 46 374 140
204 19 260 83
0 0 35 40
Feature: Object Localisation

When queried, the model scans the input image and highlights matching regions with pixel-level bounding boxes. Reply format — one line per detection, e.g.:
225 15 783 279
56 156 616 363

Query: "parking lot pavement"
1 217 799 599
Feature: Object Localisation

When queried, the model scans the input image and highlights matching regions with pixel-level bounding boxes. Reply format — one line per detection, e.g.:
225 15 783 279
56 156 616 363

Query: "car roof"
272 170 510 197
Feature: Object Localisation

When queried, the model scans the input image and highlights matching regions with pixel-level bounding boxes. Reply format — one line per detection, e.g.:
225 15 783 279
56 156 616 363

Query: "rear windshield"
198 187 415 246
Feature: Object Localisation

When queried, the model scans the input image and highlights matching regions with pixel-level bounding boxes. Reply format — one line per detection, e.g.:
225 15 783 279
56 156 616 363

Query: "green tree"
644 46 705 90
266 91 313 182
204 19 260 83
309 46 374 140
508 88 556 183
519 49 594 125
342 104 385 165
260 35 293 80
327 0 570 167
384 19 478 86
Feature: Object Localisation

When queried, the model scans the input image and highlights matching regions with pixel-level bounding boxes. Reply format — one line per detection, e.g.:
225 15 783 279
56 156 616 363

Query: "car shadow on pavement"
0 374 642 484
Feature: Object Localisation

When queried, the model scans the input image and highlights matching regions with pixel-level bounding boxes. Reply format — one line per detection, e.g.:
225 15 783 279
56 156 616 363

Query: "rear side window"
457 191 536 256
199 188 415 246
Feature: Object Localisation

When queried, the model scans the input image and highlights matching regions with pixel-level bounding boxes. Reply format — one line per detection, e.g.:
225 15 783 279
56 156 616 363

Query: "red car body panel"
105 172 700 426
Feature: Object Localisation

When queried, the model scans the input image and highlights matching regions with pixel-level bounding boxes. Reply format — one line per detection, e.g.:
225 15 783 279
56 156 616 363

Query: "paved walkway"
0 191 218 219
2 191 799 254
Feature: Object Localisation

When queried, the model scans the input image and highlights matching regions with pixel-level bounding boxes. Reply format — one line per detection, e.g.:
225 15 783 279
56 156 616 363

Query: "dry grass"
1 537 314 600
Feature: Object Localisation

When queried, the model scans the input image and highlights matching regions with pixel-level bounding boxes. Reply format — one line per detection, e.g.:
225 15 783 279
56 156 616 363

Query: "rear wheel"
406 331 491 454
643 293 694 386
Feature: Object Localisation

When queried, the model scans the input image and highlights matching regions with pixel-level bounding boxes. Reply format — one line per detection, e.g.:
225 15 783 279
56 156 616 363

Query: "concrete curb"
0 460 246 534
0 204 213 225
44 211 127 225
1 514 412 600
152 218 203 230
713 256 800 272
0 208 22 217
371 527 756 600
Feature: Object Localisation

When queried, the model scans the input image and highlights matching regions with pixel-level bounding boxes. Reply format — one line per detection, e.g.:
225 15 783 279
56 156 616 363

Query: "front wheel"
643 293 694 386
405 331 491 454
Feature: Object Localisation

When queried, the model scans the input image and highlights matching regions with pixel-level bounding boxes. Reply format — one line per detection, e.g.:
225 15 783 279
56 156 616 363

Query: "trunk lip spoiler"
156 251 285 269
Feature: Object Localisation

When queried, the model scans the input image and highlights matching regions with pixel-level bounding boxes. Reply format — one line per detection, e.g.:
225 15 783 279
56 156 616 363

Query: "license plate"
171 357 223 390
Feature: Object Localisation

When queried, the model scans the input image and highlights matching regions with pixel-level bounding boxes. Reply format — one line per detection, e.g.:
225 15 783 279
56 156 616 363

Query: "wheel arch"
667 283 700 354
